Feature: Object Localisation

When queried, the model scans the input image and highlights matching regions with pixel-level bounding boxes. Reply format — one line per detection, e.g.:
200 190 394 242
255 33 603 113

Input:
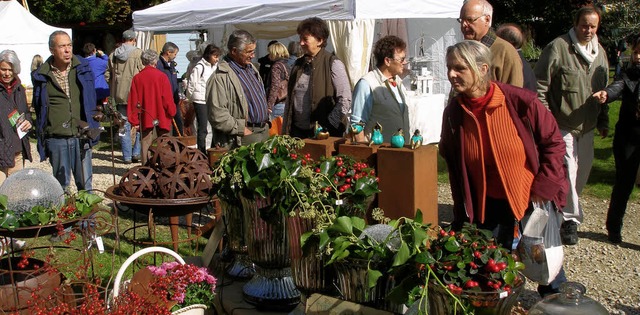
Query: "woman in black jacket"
593 36 640 244
0 50 32 184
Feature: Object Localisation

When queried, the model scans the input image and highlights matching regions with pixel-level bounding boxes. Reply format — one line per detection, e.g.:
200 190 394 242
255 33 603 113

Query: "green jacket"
206 57 258 149
534 33 609 135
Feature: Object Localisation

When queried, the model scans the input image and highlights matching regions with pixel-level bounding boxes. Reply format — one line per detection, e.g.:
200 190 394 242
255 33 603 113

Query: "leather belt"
246 121 270 128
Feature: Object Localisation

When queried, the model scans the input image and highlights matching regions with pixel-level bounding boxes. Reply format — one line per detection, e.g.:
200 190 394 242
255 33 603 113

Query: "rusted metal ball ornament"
118 166 158 198
157 161 213 199
146 136 187 169
118 135 213 199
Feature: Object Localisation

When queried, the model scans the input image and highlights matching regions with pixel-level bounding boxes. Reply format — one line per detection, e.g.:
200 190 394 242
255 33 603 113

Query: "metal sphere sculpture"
118 166 158 198
118 135 213 199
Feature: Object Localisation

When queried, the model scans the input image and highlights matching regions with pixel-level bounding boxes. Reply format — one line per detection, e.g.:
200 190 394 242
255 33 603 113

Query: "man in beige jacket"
458 0 523 87
108 30 143 164
206 30 269 149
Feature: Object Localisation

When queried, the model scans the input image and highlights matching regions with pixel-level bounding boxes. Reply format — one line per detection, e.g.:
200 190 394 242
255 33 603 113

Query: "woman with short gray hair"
141 49 159 66
0 49 33 184
127 49 177 162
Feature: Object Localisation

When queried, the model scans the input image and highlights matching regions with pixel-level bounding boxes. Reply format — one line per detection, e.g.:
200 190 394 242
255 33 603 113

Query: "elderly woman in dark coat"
0 50 32 184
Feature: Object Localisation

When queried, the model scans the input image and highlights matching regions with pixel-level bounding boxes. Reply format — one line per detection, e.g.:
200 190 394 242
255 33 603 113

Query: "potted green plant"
211 135 312 309
400 223 526 315
303 210 431 311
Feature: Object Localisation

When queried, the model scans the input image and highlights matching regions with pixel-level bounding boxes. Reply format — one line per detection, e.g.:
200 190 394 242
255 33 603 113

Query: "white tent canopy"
0 1 72 87
133 0 461 32
133 0 463 93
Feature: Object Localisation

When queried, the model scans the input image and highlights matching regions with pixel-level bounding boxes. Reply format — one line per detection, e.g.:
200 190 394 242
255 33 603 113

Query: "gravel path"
19 144 640 313
438 184 640 314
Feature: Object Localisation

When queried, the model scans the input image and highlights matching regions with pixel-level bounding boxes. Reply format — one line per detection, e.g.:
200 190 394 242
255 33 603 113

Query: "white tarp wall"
0 1 72 87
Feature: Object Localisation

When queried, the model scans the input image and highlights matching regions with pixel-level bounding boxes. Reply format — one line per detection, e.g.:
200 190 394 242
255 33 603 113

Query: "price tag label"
335 199 344 205
499 291 508 299
95 237 104 253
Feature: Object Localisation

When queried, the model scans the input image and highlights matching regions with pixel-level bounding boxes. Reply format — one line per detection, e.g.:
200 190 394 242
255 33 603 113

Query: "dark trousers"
290 124 314 139
193 102 209 154
607 128 640 234
478 197 567 297
172 102 184 136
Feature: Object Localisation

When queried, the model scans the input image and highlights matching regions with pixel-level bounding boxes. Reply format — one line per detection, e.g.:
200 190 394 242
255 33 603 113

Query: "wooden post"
376 145 438 225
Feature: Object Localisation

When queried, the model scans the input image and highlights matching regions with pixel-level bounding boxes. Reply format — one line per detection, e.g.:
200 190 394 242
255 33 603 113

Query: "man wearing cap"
108 29 143 164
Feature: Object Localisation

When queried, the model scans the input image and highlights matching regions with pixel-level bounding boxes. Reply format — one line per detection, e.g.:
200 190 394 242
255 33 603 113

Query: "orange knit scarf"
460 84 534 222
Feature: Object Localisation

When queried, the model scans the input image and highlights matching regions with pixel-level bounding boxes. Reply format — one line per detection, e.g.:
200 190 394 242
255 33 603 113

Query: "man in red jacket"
127 49 176 163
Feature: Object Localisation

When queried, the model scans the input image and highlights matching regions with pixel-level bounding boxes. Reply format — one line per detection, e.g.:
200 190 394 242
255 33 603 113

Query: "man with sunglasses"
351 35 410 143
458 0 523 87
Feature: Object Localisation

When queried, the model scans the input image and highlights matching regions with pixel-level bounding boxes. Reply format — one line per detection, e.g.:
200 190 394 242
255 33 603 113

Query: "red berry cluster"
16 250 34 269
54 220 77 245
423 224 522 295
57 204 78 220
290 152 313 166
316 155 378 194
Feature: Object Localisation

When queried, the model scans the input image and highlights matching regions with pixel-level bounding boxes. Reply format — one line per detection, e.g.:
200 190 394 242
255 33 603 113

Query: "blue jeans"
271 103 285 120
45 137 93 191
117 104 141 161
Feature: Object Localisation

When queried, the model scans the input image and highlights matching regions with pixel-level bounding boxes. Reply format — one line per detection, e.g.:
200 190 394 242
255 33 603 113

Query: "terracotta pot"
0 257 63 314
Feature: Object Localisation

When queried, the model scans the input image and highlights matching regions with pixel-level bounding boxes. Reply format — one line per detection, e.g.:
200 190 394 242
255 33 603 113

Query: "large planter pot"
219 199 255 279
0 257 63 314
172 304 207 315
239 195 300 311
286 212 334 296
333 259 401 313
426 276 526 315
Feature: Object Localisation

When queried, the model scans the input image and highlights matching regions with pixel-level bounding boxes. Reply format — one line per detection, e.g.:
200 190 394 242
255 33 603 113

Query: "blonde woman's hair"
268 42 289 60
31 54 43 72
446 40 492 91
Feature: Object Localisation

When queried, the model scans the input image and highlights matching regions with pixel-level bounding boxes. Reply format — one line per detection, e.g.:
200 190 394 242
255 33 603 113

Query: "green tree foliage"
492 0 592 48
27 0 166 26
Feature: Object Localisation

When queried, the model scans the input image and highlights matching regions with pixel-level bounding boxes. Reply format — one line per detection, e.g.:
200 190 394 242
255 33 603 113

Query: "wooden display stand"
299 137 343 160
376 145 438 225
337 142 381 168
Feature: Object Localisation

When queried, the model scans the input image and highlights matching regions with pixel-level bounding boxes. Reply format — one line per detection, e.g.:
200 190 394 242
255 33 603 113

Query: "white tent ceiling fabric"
0 1 72 87
132 0 463 94
133 0 354 32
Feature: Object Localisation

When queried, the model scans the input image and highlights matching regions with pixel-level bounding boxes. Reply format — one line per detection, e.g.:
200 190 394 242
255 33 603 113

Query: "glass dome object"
528 282 608 315
0 168 65 215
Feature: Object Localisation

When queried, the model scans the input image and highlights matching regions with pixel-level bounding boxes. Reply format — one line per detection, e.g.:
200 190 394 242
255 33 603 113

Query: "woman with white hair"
0 50 32 184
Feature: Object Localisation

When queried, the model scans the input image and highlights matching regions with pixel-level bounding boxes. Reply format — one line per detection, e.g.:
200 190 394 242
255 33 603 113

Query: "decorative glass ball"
0 168 65 215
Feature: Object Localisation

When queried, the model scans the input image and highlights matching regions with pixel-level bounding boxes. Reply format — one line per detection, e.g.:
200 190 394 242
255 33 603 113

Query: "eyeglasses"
456 15 485 25
390 56 407 63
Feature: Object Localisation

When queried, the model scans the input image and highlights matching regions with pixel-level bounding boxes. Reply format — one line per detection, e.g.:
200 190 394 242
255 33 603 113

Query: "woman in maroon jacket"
0 50 32 184
128 49 176 163
439 40 568 297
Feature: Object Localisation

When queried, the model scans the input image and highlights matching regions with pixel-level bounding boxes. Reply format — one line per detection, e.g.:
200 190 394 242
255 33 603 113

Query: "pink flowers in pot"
147 262 217 311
